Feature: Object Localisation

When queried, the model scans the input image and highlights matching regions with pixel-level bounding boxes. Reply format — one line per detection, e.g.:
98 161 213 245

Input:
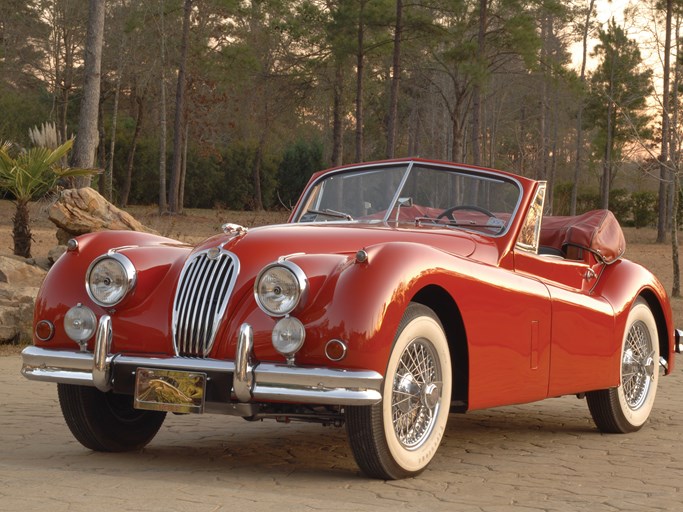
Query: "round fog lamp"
272 316 306 358
64 304 97 344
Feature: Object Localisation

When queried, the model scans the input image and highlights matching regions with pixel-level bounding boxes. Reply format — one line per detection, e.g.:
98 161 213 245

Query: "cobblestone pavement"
1 354 681 512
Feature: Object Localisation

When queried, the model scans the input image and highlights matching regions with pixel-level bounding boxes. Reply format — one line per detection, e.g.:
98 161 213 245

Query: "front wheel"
586 299 660 433
58 384 166 452
346 303 452 479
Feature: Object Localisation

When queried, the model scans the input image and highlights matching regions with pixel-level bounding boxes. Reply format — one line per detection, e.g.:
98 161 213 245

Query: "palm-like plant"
0 139 96 258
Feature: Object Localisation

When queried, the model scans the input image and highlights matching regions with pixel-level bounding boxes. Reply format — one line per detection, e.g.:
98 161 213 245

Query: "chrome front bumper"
21 315 383 407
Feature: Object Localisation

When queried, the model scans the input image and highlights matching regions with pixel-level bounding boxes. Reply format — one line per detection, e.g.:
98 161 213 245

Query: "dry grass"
0 199 680 354
0 199 289 255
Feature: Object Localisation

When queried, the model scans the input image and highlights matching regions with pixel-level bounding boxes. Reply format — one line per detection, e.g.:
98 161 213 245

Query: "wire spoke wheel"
587 299 660 433
621 320 656 411
345 303 452 479
392 339 442 449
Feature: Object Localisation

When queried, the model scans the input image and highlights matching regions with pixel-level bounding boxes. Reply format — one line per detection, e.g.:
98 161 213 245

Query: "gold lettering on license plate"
134 368 206 414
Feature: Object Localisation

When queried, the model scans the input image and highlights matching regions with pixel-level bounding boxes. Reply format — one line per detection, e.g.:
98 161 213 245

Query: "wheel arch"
411 284 469 411
638 288 672 374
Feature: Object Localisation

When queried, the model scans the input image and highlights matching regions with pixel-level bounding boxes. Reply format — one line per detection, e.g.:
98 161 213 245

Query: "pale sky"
570 0 663 75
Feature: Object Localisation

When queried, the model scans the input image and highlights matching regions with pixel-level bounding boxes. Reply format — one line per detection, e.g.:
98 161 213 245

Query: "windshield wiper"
306 208 354 221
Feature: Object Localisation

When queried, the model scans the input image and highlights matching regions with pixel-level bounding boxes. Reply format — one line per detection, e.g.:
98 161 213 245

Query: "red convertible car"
22 158 679 479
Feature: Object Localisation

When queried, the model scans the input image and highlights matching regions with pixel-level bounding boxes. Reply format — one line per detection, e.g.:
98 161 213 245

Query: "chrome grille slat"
172 249 239 357
186 257 213 354
193 257 226 354
177 256 207 354
200 262 232 353
176 256 207 352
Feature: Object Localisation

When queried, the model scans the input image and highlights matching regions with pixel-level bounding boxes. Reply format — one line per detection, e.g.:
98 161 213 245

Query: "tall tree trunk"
70 0 105 187
253 133 266 211
97 97 107 189
671 11 681 297
538 14 551 182
331 59 344 167
121 94 144 207
658 0 673 243
106 69 122 202
179 121 189 214
385 0 403 159
571 0 596 215
355 0 366 163
672 176 680 297
451 115 464 163
158 0 168 213
470 0 487 166
569 0 595 215
601 99 613 210
548 84 559 214
601 51 617 210
169 0 192 213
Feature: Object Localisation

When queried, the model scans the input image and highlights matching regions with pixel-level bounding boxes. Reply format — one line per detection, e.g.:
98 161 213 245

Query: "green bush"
276 139 324 208
609 188 631 225
631 191 657 228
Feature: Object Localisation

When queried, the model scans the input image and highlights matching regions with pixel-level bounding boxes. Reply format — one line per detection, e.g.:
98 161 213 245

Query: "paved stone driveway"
1 354 681 511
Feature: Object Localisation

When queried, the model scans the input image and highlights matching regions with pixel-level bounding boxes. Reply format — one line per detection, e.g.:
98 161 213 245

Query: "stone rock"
0 285 38 344
0 255 47 288
49 187 158 241
48 245 67 265
0 257 45 344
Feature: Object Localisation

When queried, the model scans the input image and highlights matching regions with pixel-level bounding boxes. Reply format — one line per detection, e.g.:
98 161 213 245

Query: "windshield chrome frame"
381 161 415 223
292 161 524 238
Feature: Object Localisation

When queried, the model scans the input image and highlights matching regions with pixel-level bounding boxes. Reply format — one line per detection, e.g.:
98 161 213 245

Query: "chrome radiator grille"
172 249 239 357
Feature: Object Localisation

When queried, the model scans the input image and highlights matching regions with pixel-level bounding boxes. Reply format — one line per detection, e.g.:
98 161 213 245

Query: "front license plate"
134 368 206 414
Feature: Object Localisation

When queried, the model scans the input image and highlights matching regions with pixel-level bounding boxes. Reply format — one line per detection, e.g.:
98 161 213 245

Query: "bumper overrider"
21 315 383 413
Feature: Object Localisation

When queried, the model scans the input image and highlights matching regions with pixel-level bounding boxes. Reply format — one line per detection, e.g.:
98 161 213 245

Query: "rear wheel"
346 303 452 479
58 384 166 452
586 299 659 433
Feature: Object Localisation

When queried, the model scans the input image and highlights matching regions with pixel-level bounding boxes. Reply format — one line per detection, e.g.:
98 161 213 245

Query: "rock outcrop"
49 187 158 244
0 255 46 344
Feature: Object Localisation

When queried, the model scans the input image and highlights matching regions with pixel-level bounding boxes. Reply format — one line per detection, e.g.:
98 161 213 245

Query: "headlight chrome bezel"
254 261 308 317
85 252 137 307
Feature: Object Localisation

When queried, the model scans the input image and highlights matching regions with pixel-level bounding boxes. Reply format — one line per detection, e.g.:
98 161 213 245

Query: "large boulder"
49 187 158 244
0 255 46 344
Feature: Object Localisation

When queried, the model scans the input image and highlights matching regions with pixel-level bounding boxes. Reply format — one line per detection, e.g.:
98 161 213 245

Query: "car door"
513 184 616 397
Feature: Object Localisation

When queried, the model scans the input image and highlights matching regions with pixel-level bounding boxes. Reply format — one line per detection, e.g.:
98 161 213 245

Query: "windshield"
294 163 522 236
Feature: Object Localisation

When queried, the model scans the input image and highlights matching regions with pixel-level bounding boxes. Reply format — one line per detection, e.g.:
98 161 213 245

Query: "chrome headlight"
254 261 308 317
86 253 136 307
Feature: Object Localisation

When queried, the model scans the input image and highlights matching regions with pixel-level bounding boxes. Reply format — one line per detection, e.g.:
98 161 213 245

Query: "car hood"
201 221 484 262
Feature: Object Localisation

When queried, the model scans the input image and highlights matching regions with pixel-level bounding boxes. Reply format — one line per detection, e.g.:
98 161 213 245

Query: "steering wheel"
437 204 497 221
